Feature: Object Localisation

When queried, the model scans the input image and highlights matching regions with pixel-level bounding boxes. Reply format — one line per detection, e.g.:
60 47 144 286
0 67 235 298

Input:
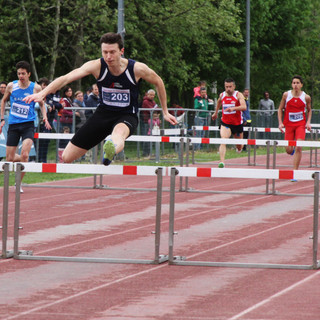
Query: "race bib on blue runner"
102 87 130 107
289 111 303 122
11 102 30 119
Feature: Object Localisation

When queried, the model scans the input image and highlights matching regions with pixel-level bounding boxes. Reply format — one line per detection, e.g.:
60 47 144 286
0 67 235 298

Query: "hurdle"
0 162 14 259
31 133 186 191
192 125 318 167
168 166 320 270
12 162 168 264
176 137 320 194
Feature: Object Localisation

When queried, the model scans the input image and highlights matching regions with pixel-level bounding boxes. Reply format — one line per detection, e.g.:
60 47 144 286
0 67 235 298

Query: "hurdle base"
169 256 186 264
169 259 317 270
157 254 169 264
1 250 14 259
15 253 169 265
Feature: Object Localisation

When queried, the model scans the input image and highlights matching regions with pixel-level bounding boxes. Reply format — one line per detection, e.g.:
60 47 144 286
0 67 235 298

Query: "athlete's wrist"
1 118 4 122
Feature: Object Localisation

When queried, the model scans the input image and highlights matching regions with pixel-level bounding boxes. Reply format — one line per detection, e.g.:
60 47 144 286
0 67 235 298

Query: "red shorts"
285 125 306 141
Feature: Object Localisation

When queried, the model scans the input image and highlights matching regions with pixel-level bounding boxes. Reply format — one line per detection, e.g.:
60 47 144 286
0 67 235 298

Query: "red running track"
1 151 320 320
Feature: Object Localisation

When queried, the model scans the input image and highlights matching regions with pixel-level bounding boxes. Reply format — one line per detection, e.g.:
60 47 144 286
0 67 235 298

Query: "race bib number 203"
102 87 130 108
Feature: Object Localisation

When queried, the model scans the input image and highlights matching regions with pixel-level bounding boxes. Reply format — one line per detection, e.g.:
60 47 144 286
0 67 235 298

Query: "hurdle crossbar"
168 167 320 270
13 163 168 265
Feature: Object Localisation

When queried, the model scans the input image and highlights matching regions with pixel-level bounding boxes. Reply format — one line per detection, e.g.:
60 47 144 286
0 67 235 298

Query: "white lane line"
2 264 166 320
228 271 320 320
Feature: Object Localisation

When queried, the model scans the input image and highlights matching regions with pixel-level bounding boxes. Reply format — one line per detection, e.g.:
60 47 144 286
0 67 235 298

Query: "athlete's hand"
44 119 52 130
212 113 218 121
0 120 4 134
278 123 285 133
306 122 312 131
164 113 178 125
23 92 45 104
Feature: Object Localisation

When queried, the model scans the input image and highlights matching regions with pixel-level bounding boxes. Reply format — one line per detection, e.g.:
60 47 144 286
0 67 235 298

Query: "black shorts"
71 108 138 150
7 121 35 146
220 120 243 136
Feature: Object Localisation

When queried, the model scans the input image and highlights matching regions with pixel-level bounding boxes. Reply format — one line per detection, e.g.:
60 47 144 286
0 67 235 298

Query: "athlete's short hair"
224 78 235 84
292 75 303 84
100 32 124 50
16 61 31 73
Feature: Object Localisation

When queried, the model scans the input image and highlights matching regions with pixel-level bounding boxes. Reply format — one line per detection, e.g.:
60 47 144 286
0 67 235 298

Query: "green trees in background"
0 0 319 108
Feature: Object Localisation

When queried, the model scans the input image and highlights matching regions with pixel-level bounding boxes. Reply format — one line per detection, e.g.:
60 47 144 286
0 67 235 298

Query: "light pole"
245 0 250 91
118 0 125 43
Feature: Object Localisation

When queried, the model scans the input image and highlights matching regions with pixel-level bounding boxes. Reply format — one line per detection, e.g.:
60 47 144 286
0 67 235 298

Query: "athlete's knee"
61 151 73 163
285 146 294 154
20 150 30 161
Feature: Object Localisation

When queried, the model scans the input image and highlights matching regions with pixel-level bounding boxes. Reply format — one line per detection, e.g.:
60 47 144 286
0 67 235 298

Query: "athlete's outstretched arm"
135 62 177 125
23 59 100 104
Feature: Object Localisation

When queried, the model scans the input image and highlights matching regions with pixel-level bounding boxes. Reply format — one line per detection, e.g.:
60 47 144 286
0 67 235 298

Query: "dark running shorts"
220 120 243 136
71 108 138 150
7 121 35 146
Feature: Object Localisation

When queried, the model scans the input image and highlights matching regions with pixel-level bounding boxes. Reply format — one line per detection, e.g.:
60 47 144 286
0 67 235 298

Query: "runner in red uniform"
278 75 312 174
212 78 246 168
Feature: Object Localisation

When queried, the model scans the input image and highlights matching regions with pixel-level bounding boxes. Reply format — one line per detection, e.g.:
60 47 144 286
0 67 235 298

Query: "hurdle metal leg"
312 172 319 269
153 167 168 263
265 141 271 194
179 138 184 192
1 163 13 259
272 141 278 194
168 167 179 263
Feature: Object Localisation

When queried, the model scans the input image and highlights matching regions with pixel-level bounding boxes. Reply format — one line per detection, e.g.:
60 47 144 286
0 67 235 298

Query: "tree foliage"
0 0 319 108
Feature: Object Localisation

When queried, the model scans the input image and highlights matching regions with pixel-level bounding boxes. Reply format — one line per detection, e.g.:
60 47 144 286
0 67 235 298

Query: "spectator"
73 90 86 131
242 88 251 151
84 86 92 105
0 81 7 99
85 84 99 118
0 82 9 116
45 84 63 132
193 87 211 150
148 110 161 135
140 89 158 156
193 80 207 98
59 86 75 133
259 91 275 129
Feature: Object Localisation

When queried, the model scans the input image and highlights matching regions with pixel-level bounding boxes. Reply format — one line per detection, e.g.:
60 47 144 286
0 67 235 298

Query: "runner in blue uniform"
0 61 51 189
24 32 177 165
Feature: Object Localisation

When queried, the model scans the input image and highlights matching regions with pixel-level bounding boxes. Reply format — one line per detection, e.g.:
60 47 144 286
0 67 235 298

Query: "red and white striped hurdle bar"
33 133 320 148
192 125 314 133
170 166 317 181
12 162 166 176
